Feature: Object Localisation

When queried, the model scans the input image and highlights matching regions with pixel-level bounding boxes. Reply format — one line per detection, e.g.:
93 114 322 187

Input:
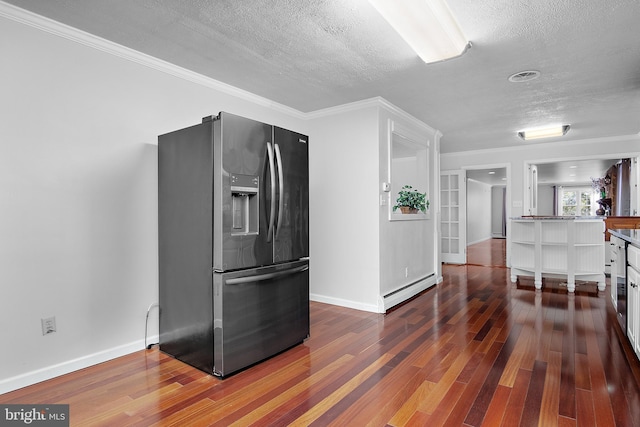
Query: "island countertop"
609 228 640 247
511 216 604 220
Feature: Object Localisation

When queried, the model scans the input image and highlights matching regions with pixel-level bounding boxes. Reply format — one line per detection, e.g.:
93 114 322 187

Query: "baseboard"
379 274 437 312
0 335 159 395
467 236 492 246
311 275 438 314
310 294 379 313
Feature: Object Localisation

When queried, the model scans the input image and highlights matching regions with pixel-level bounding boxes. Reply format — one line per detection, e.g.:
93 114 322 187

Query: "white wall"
441 137 640 218
466 179 492 244
306 105 381 312
0 11 308 393
305 100 440 313
537 184 555 215
441 137 640 267
0 7 443 392
378 107 439 308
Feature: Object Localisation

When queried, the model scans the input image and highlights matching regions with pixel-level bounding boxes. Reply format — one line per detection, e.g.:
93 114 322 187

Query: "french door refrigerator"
158 112 309 377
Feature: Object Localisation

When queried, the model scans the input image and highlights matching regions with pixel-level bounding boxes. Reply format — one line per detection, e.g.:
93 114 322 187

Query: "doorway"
465 165 509 267
467 239 507 267
440 165 510 266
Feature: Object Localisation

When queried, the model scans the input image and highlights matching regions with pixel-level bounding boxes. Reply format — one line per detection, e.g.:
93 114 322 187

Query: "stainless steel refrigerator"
158 112 309 377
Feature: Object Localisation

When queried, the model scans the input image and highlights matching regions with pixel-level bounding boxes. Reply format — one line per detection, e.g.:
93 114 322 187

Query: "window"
558 186 597 216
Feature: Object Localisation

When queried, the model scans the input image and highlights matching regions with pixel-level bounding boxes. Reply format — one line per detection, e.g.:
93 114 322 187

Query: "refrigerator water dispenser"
230 174 259 235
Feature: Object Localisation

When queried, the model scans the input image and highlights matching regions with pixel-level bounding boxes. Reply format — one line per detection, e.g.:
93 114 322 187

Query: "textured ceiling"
5 0 640 157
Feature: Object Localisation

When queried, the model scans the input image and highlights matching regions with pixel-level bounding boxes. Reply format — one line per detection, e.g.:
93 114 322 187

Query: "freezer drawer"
213 260 309 376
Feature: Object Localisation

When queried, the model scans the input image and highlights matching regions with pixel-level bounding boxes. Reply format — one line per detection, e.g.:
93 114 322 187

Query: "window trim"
557 185 597 216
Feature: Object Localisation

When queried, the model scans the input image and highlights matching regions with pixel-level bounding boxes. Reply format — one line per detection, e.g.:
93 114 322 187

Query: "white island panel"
510 217 605 292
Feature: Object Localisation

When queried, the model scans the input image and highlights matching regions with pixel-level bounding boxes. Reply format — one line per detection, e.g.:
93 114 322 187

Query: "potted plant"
393 185 429 214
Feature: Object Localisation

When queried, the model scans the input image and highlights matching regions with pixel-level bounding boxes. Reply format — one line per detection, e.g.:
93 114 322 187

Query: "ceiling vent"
508 70 540 83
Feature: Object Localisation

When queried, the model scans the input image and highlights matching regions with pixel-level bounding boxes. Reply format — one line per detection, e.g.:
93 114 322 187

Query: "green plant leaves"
392 185 429 213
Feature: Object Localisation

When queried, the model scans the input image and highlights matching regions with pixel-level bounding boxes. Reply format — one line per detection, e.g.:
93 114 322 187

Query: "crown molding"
378 97 440 137
0 1 441 134
304 97 383 119
306 96 440 136
0 1 306 120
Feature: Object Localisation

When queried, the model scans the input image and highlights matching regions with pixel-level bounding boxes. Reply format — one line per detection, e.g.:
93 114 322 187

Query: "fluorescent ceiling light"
368 0 470 64
517 125 570 141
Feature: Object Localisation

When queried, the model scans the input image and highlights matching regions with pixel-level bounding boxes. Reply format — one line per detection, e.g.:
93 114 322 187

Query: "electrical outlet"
41 316 56 335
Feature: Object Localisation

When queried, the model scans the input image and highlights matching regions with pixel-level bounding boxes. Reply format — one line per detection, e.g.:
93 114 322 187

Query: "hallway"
467 238 507 267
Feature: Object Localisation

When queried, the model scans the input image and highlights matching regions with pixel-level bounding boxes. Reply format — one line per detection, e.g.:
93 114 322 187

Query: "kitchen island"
511 216 605 292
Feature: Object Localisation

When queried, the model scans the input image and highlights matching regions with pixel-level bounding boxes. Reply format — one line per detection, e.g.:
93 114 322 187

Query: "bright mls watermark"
0 405 69 426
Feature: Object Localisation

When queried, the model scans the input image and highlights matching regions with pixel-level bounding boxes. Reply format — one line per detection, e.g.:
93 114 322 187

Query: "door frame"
524 154 640 217
462 163 512 266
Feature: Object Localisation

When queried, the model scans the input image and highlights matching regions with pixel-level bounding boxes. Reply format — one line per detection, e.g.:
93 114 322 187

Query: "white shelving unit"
510 218 605 292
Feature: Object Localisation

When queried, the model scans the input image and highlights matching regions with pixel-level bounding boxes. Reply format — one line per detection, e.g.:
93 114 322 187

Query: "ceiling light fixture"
517 125 570 141
367 0 470 64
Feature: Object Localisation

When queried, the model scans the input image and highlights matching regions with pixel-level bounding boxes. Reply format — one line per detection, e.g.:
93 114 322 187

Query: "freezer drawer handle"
274 143 284 239
266 142 277 242
225 264 309 285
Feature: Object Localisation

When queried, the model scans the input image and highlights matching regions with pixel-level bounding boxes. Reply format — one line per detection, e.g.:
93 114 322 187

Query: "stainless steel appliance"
613 235 630 333
158 112 309 377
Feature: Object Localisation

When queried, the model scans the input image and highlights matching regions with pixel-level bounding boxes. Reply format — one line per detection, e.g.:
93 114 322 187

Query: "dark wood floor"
467 238 506 267
3 255 640 425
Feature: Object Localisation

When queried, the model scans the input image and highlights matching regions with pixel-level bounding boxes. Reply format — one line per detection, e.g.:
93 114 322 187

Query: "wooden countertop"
604 216 640 240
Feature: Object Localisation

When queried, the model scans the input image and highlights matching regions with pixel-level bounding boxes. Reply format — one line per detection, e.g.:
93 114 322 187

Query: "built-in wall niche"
387 121 429 221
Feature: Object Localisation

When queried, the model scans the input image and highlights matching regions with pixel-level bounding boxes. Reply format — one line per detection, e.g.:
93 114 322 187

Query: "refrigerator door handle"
266 142 276 242
225 264 309 285
274 143 284 239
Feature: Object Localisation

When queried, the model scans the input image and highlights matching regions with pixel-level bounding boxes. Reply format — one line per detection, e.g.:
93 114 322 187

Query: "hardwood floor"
467 238 506 267
3 263 640 426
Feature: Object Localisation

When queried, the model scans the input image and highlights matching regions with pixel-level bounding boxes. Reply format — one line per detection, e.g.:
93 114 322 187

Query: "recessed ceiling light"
517 125 570 141
569 165 577 169
508 70 541 83
488 171 495 174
